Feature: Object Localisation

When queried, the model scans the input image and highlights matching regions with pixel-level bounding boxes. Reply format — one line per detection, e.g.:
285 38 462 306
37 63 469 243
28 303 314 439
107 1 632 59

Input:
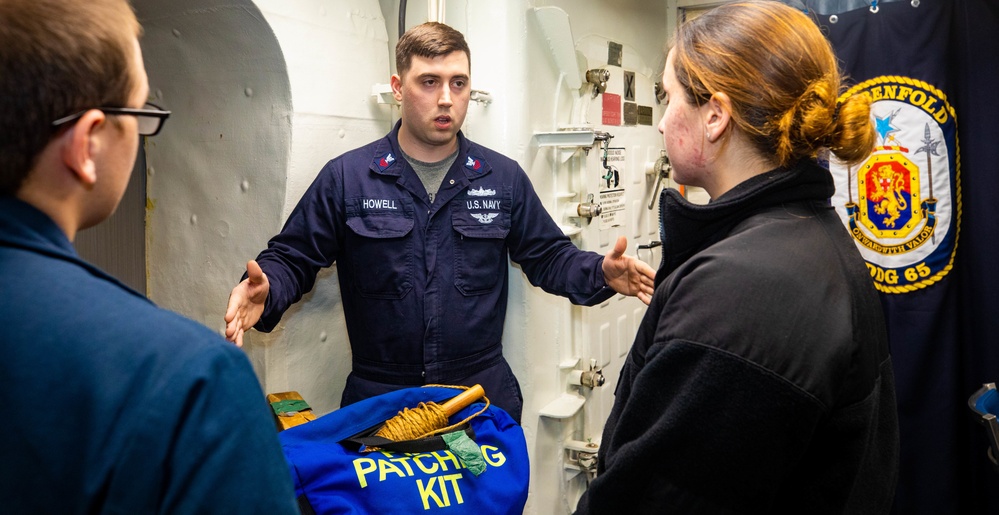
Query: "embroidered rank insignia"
471 213 499 224
468 186 496 197
376 152 395 171
465 156 483 172
830 76 960 294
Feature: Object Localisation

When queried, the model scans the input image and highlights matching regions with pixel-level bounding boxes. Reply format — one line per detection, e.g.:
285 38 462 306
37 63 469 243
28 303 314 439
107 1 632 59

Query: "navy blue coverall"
254 122 615 421
0 197 298 513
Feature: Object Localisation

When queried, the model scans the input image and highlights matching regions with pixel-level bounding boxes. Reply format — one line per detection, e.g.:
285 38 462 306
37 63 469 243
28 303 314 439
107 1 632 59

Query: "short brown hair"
0 0 141 195
395 22 471 78
672 1 874 166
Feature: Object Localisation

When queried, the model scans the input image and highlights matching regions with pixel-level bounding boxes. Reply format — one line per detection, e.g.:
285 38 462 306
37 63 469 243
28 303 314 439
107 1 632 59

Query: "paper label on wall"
605 147 626 168
599 148 625 190
599 188 626 230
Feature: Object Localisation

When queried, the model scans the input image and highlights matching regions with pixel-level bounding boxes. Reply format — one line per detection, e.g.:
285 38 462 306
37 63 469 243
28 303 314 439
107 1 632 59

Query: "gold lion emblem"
868 164 908 228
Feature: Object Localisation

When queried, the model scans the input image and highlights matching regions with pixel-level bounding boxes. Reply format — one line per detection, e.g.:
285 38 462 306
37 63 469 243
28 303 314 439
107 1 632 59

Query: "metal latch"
569 359 605 389
648 149 671 210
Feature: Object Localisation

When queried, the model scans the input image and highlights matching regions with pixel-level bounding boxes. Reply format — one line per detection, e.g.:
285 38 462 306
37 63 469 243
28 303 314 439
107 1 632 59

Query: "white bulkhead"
115 0 680 512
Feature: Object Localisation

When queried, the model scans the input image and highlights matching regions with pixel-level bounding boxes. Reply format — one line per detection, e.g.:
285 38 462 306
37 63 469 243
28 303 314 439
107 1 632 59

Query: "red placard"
602 93 621 126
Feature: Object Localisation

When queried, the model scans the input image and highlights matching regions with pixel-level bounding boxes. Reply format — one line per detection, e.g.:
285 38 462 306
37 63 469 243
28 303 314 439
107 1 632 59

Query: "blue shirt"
254 123 612 395
0 196 298 514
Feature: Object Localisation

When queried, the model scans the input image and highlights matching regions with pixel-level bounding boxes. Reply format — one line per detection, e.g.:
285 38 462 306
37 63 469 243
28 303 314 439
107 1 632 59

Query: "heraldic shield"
830 76 960 294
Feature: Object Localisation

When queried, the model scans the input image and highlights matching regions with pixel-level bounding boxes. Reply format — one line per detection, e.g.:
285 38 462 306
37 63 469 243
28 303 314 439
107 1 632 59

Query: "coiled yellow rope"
372 384 489 443
375 401 450 441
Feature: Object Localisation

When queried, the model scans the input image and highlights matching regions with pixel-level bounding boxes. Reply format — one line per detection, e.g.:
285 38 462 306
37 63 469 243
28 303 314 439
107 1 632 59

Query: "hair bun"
828 92 876 165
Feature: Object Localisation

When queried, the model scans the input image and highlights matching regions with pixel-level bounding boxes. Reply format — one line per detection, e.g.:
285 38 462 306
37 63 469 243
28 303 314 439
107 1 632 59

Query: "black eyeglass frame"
51 103 171 136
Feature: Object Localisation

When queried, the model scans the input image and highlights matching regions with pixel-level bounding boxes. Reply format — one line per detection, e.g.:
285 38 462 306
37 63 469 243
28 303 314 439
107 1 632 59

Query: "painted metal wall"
136 0 672 512
247 0 392 414
438 1 669 511
138 0 390 416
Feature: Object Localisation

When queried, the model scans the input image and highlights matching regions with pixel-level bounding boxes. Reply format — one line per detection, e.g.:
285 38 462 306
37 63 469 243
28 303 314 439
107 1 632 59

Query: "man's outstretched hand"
602 236 655 305
224 260 269 347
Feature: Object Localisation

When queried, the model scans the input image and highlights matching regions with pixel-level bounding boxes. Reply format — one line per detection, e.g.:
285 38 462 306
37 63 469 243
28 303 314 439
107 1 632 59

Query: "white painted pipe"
428 0 445 22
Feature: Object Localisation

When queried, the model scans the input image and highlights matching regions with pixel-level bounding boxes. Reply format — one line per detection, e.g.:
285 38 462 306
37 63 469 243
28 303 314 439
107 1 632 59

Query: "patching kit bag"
279 386 529 515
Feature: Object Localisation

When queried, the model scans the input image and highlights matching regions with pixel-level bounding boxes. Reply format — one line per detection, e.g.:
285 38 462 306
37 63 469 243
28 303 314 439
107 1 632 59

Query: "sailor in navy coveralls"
0 1 297 511
225 22 654 422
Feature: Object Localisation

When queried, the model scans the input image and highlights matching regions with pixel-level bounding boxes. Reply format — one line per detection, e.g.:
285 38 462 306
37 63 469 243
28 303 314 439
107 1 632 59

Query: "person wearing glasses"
0 1 298 512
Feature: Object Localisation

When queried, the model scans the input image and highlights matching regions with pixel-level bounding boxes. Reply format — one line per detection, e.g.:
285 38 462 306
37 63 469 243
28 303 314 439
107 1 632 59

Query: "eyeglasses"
51 102 171 136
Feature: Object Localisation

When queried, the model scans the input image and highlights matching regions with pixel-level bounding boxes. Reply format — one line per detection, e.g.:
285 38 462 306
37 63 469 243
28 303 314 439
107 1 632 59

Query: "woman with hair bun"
575 2 899 513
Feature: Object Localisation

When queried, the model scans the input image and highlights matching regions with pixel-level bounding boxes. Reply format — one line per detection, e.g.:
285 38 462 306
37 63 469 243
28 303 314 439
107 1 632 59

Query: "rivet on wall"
241 180 250 192
190 214 198 225
147 166 155 177
245 87 254 98
320 332 328 342
338 129 346 139
172 28 181 38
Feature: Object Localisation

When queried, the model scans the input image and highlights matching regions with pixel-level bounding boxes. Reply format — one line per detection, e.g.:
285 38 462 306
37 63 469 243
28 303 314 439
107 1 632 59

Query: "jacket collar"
369 120 493 182
0 196 77 258
655 159 835 285
0 195 148 300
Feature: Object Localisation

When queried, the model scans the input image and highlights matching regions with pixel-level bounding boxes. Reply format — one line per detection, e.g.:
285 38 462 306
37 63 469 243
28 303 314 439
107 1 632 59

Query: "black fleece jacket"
575 160 899 514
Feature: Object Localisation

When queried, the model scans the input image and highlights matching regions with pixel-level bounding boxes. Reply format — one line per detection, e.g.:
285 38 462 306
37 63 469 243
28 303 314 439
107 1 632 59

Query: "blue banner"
816 0 999 512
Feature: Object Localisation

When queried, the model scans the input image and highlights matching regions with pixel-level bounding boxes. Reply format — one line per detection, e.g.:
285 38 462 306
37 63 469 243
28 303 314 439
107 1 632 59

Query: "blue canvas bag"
279 386 529 514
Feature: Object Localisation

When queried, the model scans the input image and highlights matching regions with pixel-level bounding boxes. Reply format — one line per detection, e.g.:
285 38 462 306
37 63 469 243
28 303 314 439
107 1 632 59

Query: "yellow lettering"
442 473 464 505
921 96 938 115
897 86 913 102
353 458 377 488
378 459 406 482
481 445 507 467
852 226 920 255
412 453 439 474
873 84 949 124
417 476 448 509
869 264 899 285
905 261 932 282
433 450 462 472
907 225 934 251
934 105 949 124
416 474 465 509
389 456 414 476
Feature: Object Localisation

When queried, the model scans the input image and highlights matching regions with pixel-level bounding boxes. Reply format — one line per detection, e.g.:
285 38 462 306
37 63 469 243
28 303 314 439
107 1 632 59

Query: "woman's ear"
703 92 733 143
60 110 106 187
